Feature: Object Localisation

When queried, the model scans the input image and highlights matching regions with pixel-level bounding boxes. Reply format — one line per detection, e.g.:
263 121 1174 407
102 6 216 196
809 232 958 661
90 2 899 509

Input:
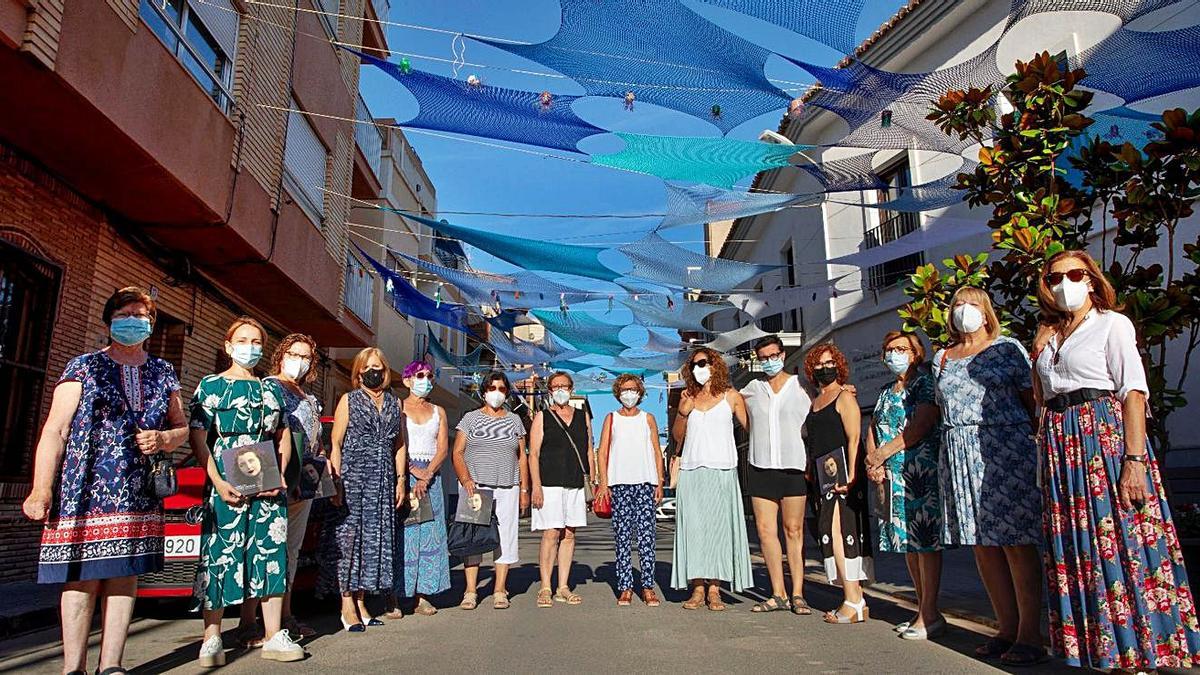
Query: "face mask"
884 351 911 375
110 317 152 346
484 390 506 409
229 344 262 368
619 391 640 408
551 389 571 406
360 368 385 390
813 366 839 386
411 379 433 398
761 357 784 377
1053 279 1091 312
952 304 985 334
692 365 711 385
282 358 309 381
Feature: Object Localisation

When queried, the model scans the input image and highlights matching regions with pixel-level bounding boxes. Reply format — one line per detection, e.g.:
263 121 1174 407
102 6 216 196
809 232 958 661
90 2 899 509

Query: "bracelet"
1122 454 1147 464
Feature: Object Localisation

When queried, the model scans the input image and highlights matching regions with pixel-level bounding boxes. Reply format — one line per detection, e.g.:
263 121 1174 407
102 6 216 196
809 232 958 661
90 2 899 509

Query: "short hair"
880 331 925 365
402 360 433 379
350 347 391 390
270 333 319 385
547 371 574 389
1038 250 1120 332
225 316 265 343
103 286 156 327
946 286 1002 344
681 347 731 397
803 342 850 385
481 371 511 392
611 373 645 404
753 335 785 356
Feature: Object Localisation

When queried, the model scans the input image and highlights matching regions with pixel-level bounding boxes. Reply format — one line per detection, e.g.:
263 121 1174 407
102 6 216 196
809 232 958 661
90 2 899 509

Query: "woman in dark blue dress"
23 287 189 675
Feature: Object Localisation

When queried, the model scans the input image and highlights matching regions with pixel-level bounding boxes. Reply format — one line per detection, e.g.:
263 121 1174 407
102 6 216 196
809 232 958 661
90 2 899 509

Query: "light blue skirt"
671 467 752 591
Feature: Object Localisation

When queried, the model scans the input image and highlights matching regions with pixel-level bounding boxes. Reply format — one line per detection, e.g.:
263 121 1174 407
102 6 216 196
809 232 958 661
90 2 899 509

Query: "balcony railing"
344 253 374 326
355 94 384 183
864 211 920 250
867 252 925 291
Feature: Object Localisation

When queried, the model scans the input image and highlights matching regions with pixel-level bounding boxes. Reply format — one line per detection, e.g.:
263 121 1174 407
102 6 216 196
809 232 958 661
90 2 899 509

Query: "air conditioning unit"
758 130 794 145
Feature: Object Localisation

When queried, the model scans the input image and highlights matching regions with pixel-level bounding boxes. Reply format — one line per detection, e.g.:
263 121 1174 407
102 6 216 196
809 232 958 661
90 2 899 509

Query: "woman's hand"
214 478 244 506
413 478 429 500
1032 324 1055 361
395 479 407 509
330 478 344 508
135 429 165 455
654 483 663 504
22 488 52 521
678 390 695 416
834 470 854 494
410 465 430 481
531 484 544 509
867 465 886 485
461 478 476 497
519 489 531 512
595 483 610 502
1118 460 1150 510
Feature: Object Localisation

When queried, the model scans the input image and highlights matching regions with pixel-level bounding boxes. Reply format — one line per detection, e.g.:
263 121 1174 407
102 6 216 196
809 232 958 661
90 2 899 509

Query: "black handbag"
447 512 501 558
115 368 177 500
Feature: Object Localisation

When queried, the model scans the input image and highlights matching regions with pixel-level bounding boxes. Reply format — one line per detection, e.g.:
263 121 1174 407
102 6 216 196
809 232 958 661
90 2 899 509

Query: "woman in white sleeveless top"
596 374 664 607
670 348 752 610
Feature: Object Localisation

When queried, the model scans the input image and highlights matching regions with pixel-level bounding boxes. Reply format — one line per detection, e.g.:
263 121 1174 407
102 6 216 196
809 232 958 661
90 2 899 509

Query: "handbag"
592 490 613 519
447 512 501 557
115 366 177 500
545 407 595 505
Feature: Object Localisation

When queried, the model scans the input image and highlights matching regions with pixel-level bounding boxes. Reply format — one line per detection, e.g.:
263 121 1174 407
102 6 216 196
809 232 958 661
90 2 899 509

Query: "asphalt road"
0 519 1105 674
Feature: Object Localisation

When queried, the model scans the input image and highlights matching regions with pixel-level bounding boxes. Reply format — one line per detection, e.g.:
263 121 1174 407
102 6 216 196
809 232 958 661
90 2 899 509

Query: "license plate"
164 534 200 559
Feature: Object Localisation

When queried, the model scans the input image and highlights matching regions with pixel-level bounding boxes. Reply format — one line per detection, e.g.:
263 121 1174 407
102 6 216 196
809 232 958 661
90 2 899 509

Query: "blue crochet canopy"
591 133 808 188
530 308 631 357
618 232 779 291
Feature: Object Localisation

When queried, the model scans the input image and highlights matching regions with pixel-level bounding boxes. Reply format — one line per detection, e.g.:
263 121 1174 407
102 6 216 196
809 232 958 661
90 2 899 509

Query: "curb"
0 606 60 641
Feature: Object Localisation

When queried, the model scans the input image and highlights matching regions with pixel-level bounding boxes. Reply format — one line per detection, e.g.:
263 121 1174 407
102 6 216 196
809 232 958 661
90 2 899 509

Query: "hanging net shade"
426 326 483 369
530 308 631 357
393 251 586 308
357 246 474 334
618 232 778 292
658 182 817 230
591 133 805 189
693 0 865 53
621 295 730 331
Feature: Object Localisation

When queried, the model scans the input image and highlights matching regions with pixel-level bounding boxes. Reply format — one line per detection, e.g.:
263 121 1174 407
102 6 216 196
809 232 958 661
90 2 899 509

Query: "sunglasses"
485 385 508 393
691 359 710 369
1044 269 1090 286
410 371 432 380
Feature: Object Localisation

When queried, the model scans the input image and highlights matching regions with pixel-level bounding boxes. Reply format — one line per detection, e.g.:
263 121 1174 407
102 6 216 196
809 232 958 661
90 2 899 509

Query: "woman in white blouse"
740 336 813 615
1034 250 1200 671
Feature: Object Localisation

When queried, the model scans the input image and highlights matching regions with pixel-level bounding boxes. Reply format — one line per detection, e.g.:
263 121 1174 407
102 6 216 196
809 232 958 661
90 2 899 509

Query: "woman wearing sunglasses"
1034 251 1200 671
452 371 529 610
670 348 752 610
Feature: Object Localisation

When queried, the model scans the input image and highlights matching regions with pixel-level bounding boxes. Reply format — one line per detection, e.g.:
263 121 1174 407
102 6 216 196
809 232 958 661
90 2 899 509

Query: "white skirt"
531 486 588 531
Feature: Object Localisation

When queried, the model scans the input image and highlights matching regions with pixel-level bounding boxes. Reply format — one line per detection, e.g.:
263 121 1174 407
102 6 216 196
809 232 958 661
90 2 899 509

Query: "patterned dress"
933 336 1040 547
872 370 944 553
189 375 288 610
396 406 450 598
38 352 179 583
321 389 403 595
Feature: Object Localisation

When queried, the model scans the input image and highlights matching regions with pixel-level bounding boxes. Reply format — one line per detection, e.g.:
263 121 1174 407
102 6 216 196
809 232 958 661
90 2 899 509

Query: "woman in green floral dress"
865 331 946 641
188 317 304 667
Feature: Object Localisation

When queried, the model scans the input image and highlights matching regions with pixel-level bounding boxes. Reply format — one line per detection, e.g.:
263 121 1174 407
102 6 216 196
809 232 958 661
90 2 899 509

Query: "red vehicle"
137 417 335 598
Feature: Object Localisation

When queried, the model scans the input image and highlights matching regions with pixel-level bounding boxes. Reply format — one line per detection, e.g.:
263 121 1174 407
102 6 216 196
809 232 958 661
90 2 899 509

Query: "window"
284 97 329 226
0 240 62 479
140 0 237 113
344 253 374 326
865 156 924 290
146 311 187 377
781 242 798 332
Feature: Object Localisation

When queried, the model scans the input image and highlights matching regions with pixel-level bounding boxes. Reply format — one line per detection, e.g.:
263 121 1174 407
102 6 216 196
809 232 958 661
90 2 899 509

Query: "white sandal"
823 599 869 624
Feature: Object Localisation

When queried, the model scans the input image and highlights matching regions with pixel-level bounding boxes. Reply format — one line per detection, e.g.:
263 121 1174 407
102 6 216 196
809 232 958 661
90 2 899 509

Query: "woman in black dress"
805 343 872 624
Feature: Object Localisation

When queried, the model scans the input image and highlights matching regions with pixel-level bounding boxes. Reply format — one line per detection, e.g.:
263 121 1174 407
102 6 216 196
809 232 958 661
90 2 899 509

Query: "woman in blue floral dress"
188 317 303 666
24 287 188 675
933 287 1044 666
1034 251 1200 670
865 331 945 641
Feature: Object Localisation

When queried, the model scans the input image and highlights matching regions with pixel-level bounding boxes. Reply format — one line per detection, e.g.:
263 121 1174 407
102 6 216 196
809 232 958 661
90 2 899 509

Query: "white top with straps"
406 406 440 463
606 411 659 486
680 396 737 470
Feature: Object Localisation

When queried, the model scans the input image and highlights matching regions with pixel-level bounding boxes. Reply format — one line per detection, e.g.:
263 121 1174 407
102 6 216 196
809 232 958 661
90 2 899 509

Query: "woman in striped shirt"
451 371 529 610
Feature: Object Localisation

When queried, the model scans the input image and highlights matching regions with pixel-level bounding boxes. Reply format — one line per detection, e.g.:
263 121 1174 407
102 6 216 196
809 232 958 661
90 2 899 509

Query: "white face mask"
484 390 506 409
692 365 711 385
550 389 571 406
952 304 985 334
619 391 640 408
1053 279 1091 312
884 351 911 375
282 357 309 381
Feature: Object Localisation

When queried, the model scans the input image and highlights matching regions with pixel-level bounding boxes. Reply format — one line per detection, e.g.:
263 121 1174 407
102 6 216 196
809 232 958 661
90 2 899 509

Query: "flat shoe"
790 595 813 616
640 589 661 607
459 592 478 610
682 594 705 610
537 587 554 608
975 637 1014 659
893 621 911 633
706 594 726 612
617 590 633 607
1000 643 1048 667
900 617 947 641
493 591 511 609
554 587 583 605
414 599 438 616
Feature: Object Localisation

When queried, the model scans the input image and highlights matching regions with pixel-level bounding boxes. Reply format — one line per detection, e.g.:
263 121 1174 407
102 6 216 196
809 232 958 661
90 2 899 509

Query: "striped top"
457 408 526 488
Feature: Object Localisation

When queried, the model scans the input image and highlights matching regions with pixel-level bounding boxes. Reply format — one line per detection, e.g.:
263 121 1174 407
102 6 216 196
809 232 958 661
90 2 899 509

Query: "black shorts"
746 465 808 500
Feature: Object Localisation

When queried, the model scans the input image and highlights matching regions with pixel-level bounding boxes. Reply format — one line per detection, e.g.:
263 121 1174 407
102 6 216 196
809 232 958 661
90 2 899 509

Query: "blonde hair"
946 286 1001 344
350 347 391 390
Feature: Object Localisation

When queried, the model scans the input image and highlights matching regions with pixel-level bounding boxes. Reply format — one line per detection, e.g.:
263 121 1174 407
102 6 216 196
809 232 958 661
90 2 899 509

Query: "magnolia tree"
899 51 1200 451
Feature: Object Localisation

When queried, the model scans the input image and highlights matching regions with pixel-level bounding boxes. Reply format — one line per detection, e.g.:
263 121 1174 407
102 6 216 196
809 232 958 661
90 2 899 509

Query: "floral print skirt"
193 489 289 611
1041 395 1200 670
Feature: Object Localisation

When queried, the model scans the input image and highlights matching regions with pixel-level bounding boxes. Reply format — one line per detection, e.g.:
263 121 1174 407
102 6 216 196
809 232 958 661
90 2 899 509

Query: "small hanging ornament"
633 293 640 302
513 290 521 300
385 278 394 294
607 295 614 314
434 282 444 308
667 296 675 310
788 98 805 119
710 104 722 120
658 389 664 403
538 91 553 111
1105 124 1121 140
623 91 636 111
466 74 483 89
880 109 893 129
559 293 569 313
399 57 412 74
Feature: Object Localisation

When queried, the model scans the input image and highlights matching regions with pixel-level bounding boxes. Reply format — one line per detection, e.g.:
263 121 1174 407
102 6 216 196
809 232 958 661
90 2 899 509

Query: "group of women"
20 248 1200 674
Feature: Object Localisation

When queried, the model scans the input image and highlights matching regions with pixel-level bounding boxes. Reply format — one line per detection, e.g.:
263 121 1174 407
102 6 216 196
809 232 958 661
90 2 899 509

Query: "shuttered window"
284 98 328 225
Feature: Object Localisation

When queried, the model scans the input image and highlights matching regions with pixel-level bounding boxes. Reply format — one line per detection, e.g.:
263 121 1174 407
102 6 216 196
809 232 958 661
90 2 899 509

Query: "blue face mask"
229 343 263 368
884 351 911 375
110 316 152 346
411 379 434 398
760 357 784 376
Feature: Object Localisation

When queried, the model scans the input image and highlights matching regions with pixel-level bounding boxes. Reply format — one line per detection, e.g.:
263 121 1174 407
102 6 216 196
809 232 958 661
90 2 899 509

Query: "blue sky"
360 0 909 437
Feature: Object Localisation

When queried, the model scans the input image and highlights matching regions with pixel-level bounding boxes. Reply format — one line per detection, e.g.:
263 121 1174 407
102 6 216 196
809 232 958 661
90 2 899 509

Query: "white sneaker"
199 635 225 668
261 629 306 662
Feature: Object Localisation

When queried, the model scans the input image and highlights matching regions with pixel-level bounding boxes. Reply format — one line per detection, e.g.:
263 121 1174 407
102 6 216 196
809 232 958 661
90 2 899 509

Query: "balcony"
361 0 391 58
351 94 385 199
344 253 375 327
864 211 920 250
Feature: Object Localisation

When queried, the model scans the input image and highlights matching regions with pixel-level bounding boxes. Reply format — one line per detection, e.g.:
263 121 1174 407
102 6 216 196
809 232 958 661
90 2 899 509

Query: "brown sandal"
641 589 661 607
536 587 553 608
682 591 705 610
617 590 633 607
554 587 583 605
706 590 726 612
413 598 437 616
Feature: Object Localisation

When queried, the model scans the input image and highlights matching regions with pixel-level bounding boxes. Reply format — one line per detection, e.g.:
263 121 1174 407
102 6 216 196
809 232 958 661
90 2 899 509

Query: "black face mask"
361 368 385 390
813 366 839 386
